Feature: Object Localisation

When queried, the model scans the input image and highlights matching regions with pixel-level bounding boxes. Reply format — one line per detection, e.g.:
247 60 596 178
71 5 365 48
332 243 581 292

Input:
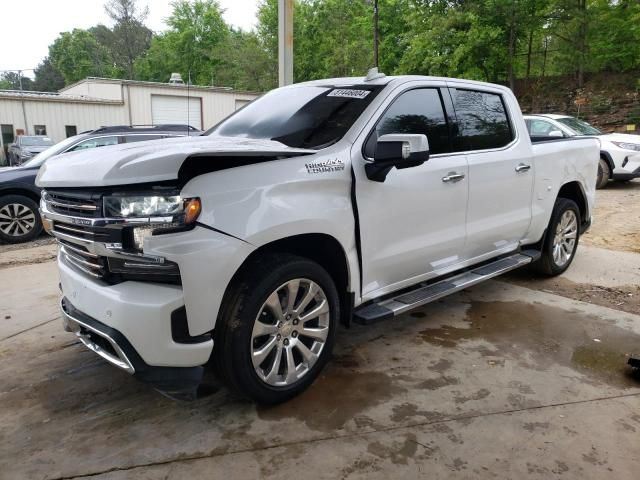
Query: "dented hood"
36 135 315 188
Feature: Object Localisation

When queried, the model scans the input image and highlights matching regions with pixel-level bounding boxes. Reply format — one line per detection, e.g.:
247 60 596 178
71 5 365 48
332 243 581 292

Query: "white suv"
524 114 640 189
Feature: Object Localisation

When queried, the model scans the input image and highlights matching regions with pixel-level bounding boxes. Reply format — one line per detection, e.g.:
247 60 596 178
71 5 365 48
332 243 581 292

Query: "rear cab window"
448 89 514 152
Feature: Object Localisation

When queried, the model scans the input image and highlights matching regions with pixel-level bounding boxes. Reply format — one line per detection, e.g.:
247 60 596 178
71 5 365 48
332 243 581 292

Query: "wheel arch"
223 233 353 327
557 181 588 228
600 151 615 178
0 187 41 204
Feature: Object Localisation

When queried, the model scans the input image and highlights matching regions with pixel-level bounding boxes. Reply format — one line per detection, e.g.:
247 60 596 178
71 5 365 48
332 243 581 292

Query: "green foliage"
32 0 640 92
32 58 65 92
135 0 229 85
0 72 34 90
49 29 118 84
104 0 153 79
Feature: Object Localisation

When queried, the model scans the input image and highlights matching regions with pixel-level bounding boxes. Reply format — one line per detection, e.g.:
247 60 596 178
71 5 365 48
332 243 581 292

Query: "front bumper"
58 251 214 368
61 298 205 399
611 152 640 180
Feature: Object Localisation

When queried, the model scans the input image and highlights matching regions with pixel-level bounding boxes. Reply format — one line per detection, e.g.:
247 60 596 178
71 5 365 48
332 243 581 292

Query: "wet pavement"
1 244 640 479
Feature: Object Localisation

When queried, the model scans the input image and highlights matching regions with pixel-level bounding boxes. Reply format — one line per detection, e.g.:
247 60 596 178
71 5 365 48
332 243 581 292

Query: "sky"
0 0 259 77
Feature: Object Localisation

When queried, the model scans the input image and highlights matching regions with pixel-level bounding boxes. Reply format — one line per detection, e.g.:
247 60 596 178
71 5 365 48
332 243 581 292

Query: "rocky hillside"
514 71 640 133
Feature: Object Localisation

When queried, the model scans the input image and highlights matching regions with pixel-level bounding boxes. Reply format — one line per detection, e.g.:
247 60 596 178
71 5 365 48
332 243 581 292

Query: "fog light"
132 225 154 250
42 216 54 235
132 223 180 250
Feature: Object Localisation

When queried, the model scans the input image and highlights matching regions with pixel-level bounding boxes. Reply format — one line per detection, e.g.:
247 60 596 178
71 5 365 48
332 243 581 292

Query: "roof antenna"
365 67 385 82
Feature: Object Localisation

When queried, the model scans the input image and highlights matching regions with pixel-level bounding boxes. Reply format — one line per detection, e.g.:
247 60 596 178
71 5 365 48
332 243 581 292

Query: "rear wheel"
214 254 339 404
0 195 42 243
533 198 580 276
596 157 610 189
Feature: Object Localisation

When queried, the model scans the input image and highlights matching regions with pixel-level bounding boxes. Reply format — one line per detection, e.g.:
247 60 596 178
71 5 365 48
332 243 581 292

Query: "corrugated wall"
127 85 257 130
0 81 258 145
0 99 127 143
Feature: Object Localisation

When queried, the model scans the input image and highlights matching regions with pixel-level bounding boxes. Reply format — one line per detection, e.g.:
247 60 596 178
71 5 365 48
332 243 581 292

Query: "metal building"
0 77 258 161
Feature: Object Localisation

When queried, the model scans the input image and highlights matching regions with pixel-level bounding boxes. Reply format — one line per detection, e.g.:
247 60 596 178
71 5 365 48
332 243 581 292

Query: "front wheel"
533 198 581 276
214 254 339 404
596 158 610 189
0 194 43 243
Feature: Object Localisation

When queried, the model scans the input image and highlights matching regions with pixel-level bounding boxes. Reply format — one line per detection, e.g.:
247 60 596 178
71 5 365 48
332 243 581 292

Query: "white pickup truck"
37 72 599 403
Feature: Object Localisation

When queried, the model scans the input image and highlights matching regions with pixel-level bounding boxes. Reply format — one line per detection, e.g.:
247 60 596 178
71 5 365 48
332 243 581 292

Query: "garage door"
151 95 202 130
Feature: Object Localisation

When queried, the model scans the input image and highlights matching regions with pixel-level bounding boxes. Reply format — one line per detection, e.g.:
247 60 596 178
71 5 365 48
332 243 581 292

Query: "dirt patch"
0 235 55 253
418 300 640 389
0 241 57 269
505 270 640 316
581 180 640 253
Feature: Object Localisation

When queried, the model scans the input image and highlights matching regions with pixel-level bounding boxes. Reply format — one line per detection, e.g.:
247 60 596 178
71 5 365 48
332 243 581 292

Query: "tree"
135 0 229 85
49 29 117 84
32 58 66 92
216 29 276 91
104 0 153 79
0 72 34 90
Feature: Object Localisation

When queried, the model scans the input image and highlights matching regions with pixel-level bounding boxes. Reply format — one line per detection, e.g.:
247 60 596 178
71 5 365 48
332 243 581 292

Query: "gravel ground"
581 179 640 253
0 235 55 255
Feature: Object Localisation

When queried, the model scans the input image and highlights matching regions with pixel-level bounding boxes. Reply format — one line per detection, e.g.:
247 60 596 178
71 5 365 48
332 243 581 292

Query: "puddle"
257 368 405 431
418 300 640 388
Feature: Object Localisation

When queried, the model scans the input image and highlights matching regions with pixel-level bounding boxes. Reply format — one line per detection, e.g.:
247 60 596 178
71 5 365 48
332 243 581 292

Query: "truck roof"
294 75 512 91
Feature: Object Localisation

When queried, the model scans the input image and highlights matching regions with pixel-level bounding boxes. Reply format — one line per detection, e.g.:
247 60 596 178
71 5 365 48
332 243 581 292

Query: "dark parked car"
8 135 54 166
0 124 201 243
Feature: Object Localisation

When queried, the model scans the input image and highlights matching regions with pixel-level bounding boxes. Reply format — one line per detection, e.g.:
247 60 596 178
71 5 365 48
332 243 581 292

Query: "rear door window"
68 136 119 151
449 89 513 151
364 88 450 158
124 134 164 143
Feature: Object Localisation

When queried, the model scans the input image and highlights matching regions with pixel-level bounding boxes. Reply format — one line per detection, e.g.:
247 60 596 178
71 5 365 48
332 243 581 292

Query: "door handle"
515 163 531 173
442 172 465 183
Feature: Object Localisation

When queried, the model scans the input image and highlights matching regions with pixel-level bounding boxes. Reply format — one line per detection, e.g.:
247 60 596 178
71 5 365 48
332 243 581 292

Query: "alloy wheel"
552 210 578 268
0 203 36 237
251 278 330 387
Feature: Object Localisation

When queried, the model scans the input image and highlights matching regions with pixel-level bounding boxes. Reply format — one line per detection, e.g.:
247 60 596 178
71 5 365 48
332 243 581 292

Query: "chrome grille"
52 221 112 242
42 190 181 284
45 191 101 218
59 240 107 279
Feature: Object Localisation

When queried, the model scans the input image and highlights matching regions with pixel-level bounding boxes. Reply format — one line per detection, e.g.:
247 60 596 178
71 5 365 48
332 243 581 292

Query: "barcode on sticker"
327 89 370 99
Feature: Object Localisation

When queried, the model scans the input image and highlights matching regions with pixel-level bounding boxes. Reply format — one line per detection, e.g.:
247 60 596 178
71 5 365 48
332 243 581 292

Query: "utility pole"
373 0 379 68
278 0 294 86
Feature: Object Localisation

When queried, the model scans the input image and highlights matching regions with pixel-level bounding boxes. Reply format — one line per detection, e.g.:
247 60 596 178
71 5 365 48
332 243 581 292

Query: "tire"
0 194 43 244
533 198 580 276
214 253 339 404
596 157 610 189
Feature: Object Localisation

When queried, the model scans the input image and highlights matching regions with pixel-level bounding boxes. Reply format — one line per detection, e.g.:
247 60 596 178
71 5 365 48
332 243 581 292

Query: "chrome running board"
353 251 539 325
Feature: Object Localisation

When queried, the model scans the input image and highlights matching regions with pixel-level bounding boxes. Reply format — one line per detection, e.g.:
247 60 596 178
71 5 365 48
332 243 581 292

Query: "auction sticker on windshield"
327 89 371 99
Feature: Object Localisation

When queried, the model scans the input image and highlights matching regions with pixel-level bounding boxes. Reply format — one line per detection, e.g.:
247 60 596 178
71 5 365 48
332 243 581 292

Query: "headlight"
104 195 184 218
611 141 640 152
103 194 201 250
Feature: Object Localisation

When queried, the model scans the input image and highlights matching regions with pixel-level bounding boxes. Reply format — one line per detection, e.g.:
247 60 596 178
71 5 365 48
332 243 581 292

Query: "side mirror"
548 130 564 137
365 134 430 182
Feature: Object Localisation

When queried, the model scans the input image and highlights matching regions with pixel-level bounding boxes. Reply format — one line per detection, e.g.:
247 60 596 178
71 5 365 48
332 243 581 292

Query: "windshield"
206 85 383 149
557 117 601 136
21 135 82 168
21 136 54 146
